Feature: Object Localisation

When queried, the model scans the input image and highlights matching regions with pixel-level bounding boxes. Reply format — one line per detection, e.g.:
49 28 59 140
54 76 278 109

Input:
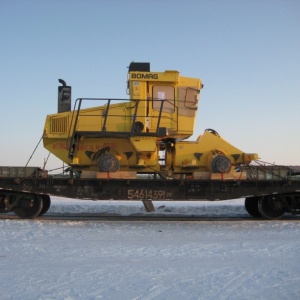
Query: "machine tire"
133 121 144 133
210 155 231 173
98 153 120 172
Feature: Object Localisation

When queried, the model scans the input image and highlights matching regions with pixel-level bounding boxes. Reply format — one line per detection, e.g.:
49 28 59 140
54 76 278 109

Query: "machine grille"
50 116 69 133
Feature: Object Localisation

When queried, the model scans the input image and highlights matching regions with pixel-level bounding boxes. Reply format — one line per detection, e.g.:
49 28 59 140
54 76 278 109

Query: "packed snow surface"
1 197 299 300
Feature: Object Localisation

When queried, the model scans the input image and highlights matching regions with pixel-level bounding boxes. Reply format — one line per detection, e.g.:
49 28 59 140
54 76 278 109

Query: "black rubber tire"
98 154 120 172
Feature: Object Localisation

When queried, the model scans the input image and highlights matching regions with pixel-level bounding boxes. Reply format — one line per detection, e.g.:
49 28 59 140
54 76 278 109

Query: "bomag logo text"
131 73 159 80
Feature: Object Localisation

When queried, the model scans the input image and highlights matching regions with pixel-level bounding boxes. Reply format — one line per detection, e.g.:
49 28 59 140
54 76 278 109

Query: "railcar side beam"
1 176 300 201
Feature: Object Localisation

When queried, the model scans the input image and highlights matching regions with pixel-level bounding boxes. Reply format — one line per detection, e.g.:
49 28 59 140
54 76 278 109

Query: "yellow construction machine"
43 62 258 178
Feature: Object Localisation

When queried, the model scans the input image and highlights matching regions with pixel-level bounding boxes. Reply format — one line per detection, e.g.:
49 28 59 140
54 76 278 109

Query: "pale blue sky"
0 0 299 169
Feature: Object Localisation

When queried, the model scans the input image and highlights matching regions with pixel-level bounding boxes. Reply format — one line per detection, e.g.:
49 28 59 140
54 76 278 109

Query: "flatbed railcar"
1 168 300 220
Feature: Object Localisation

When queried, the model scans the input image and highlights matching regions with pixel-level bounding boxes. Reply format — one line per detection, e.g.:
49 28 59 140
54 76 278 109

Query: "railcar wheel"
0 193 8 213
258 195 285 220
14 194 43 219
38 194 51 216
245 197 262 218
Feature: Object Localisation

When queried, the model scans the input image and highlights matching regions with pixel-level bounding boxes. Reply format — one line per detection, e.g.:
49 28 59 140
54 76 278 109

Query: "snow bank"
48 197 248 217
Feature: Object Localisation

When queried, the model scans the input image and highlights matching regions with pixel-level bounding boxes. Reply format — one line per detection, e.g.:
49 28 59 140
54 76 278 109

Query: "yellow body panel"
43 63 258 177
171 131 258 173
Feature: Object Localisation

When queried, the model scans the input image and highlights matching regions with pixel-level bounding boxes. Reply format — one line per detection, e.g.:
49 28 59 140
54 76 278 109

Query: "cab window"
152 85 175 113
178 87 199 117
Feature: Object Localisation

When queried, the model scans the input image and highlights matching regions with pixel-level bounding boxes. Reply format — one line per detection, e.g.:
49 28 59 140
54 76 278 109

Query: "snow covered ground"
1 197 299 300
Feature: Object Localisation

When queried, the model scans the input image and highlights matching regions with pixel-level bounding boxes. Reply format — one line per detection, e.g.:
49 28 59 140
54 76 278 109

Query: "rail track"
1 212 299 222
